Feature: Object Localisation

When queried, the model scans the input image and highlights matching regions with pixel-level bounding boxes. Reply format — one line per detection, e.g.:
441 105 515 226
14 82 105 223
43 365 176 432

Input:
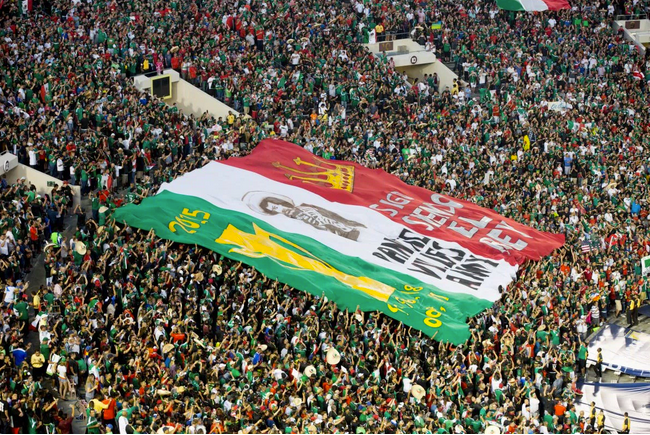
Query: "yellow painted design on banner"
214 223 393 302
272 157 355 192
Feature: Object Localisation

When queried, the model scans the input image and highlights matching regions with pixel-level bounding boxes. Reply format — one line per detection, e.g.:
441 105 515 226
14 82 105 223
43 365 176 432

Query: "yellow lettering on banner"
428 291 450 302
182 208 211 220
214 223 395 302
168 209 211 234
394 296 419 308
386 286 449 330
387 303 408 315
424 307 446 328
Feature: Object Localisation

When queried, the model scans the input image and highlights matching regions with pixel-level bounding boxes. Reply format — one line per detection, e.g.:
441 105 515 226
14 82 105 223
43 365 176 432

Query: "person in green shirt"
87 408 101 434
27 414 39 434
577 340 588 379
14 299 29 322
40 338 51 361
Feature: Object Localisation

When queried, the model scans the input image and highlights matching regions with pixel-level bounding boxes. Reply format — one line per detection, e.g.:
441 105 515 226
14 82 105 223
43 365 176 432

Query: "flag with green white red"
496 0 569 11
114 139 564 344
19 0 32 14
642 255 650 276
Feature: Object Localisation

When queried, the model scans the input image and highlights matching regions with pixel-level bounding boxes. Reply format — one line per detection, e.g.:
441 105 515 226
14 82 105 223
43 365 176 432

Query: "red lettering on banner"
372 190 530 253
222 139 565 265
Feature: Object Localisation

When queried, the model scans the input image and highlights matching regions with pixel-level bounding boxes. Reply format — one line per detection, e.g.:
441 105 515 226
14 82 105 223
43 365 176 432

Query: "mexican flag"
642 255 650 276
19 0 32 13
40 83 50 102
496 0 569 11
114 140 564 343
632 70 645 81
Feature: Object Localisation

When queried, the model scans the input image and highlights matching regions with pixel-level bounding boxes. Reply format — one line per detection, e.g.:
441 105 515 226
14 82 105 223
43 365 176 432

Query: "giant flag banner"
114 139 564 343
496 0 569 12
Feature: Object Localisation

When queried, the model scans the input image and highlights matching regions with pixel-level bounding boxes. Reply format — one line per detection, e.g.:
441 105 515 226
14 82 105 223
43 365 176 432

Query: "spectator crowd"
0 0 649 431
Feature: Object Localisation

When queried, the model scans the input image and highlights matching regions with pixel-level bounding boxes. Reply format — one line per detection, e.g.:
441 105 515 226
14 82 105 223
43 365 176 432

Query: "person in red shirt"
102 395 117 428
171 55 181 70
56 402 75 434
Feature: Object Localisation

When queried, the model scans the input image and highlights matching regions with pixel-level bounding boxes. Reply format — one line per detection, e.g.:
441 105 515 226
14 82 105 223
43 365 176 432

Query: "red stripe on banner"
224 139 565 265
543 0 570 10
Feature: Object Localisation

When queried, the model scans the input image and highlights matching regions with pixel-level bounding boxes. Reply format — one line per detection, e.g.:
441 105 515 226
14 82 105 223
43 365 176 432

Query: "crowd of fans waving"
0 0 650 432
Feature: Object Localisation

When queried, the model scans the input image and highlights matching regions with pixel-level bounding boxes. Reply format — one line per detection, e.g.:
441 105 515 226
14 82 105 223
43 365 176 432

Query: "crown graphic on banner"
272 157 355 192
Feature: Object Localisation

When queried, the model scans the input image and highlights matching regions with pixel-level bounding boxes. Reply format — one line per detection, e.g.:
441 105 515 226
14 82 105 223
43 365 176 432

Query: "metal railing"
615 13 648 21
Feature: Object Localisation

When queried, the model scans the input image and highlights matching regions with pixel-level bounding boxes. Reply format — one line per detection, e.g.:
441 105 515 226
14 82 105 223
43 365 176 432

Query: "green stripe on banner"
114 190 493 344
496 0 527 10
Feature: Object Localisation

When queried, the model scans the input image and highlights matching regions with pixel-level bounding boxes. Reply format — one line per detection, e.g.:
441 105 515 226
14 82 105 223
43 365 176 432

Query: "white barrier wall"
365 38 425 55
614 19 650 55
396 60 458 93
389 51 437 68
363 38 459 93
167 79 240 120
4 164 81 208
133 69 181 92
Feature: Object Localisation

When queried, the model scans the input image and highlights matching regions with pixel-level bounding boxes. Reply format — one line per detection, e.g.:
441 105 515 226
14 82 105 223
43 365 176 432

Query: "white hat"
411 384 426 400
74 242 87 256
304 365 317 378
326 347 341 365
485 426 501 435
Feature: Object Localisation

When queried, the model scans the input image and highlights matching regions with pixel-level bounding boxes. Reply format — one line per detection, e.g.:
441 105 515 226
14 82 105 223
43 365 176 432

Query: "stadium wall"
5 164 81 207
166 79 240 120
396 61 458 93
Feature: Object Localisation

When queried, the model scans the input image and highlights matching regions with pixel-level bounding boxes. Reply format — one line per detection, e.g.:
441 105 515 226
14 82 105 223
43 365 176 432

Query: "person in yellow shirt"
32 290 41 312
595 347 603 381
375 24 384 42
227 111 235 125
596 410 605 431
31 349 45 379
451 78 459 96
622 412 630 434
633 293 640 325
89 398 109 414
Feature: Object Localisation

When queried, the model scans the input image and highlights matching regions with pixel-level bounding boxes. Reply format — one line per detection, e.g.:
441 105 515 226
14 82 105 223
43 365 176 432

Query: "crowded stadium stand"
1 0 650 432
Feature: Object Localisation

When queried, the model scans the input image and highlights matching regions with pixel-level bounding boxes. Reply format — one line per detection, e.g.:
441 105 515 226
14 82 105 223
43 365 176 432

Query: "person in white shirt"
118 410 130 434
4 230 15 253
0 236 9 257
101 171 109 190
57 157 65 179
28 147 37 167
4 282 16 306
290 52 300 66
57 358 69 398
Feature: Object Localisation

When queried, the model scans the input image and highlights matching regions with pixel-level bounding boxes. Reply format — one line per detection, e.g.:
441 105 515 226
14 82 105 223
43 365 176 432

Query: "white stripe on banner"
158 162 517 300
520 0 549 10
